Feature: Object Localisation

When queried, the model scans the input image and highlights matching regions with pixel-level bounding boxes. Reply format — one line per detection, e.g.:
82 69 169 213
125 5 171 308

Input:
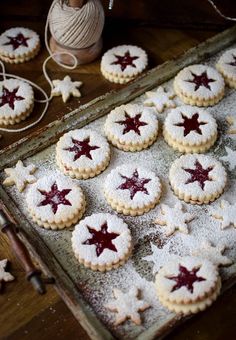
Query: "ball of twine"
49 0 105 49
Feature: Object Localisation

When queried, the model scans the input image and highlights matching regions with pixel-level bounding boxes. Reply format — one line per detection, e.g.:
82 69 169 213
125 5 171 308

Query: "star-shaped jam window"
3 33 30 50
175 113 207 137
185 71 216 91
83 222 120 257
115 112 147 135
64 137 99 161
166 265 206 293
117 169 151 200
183 160 213 190
111 51 139 71
38 182 72 214
0 86 24 110
227 54 236 67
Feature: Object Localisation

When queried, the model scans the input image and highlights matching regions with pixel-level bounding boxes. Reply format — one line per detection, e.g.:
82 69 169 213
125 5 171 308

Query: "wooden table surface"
0 19 236 340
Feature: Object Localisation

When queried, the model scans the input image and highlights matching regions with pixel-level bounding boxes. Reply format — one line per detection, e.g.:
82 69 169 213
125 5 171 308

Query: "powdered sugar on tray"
1 45 236 339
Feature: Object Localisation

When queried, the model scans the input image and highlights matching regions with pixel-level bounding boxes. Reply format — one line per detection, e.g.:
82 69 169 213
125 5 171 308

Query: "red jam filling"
111 51 139 71
166 265 206 293
228 54 236 67
4 33 30 50
38 182 72 214
183 160 213 190
117 169 151 200
83 222 119 257
115 112 147 135
0 86 24 110
185 71 216 91
64 137 99 161
175 112 207 137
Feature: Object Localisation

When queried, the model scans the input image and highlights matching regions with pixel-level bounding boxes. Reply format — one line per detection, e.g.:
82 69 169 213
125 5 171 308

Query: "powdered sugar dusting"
0 45 236 339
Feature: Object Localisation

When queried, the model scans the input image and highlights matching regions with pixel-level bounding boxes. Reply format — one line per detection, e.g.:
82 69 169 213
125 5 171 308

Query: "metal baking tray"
0 26 236 340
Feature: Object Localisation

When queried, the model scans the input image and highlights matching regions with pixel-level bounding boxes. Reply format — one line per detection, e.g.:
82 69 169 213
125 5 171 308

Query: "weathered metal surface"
0 26 236 340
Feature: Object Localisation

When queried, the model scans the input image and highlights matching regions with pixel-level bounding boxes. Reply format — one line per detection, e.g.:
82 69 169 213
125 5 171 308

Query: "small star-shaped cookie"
0 259 14 292
3 160 37 192
154 202 194 236
105 287 150 325
220 146 236 171
191 240 232 267
51 75 83 103
210 200 236 229
143 86 176 113
143 242 180 275
226 116 236 134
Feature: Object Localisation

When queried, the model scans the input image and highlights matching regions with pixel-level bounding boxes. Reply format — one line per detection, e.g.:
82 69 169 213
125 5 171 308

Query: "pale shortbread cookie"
155 256 221 315
104 164 161 216
174 64 225 106
220 146 236 171
0 78 34 125
105 287 150 325
191 240 232 267
216 48 236 89
101 45 147 84
56 129 110 179
72 213 132 272
154 202 195 236
104 104 158 152
144 86 176 113
169 154 227 204
3 160 36 192
226 116 236 134
163 106 217 153
26 174 85 230
0 27 40 63
210 199 236 229
51 75 83 103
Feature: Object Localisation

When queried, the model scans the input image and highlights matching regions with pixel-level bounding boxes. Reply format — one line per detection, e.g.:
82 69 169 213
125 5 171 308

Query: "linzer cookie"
169 154 227 204
26 174 86 230
0 78 34 125
0 27 40 64
104 164 161 216
155 257 221 315
56 129 110 179
104 104 158 151
216 48 236 89
174 64 225 106
163 106 217 153
101 45 147 84
71 213 132 272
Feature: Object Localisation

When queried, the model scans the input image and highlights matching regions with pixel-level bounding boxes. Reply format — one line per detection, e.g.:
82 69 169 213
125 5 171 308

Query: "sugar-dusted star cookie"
154 202 195 236
143 242 180 275
51 75 83 103
0 259 14 292
210 200 236 229
191 240 232 267
226 116 236 134
105 286 150 325
3 160 37 192
144 86 176 113
220 146 236 171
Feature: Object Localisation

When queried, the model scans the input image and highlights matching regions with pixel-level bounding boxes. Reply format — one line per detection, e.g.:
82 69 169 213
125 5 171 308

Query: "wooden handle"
4 226 38 279
69 0 85 7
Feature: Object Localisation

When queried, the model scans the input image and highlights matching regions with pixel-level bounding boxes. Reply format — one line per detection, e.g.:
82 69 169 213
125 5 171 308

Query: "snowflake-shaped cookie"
0 259 14 291
226 116 236 134
143 86 176 113
220 146 236 171
105 286 150 325
3 160 37 192
154 202 194 236
143 242 180 275
51 75 83 103
210 200 236 229
191 240 232 267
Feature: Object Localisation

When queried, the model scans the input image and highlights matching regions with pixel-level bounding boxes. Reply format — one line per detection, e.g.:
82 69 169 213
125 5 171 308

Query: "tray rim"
1 25 236 340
